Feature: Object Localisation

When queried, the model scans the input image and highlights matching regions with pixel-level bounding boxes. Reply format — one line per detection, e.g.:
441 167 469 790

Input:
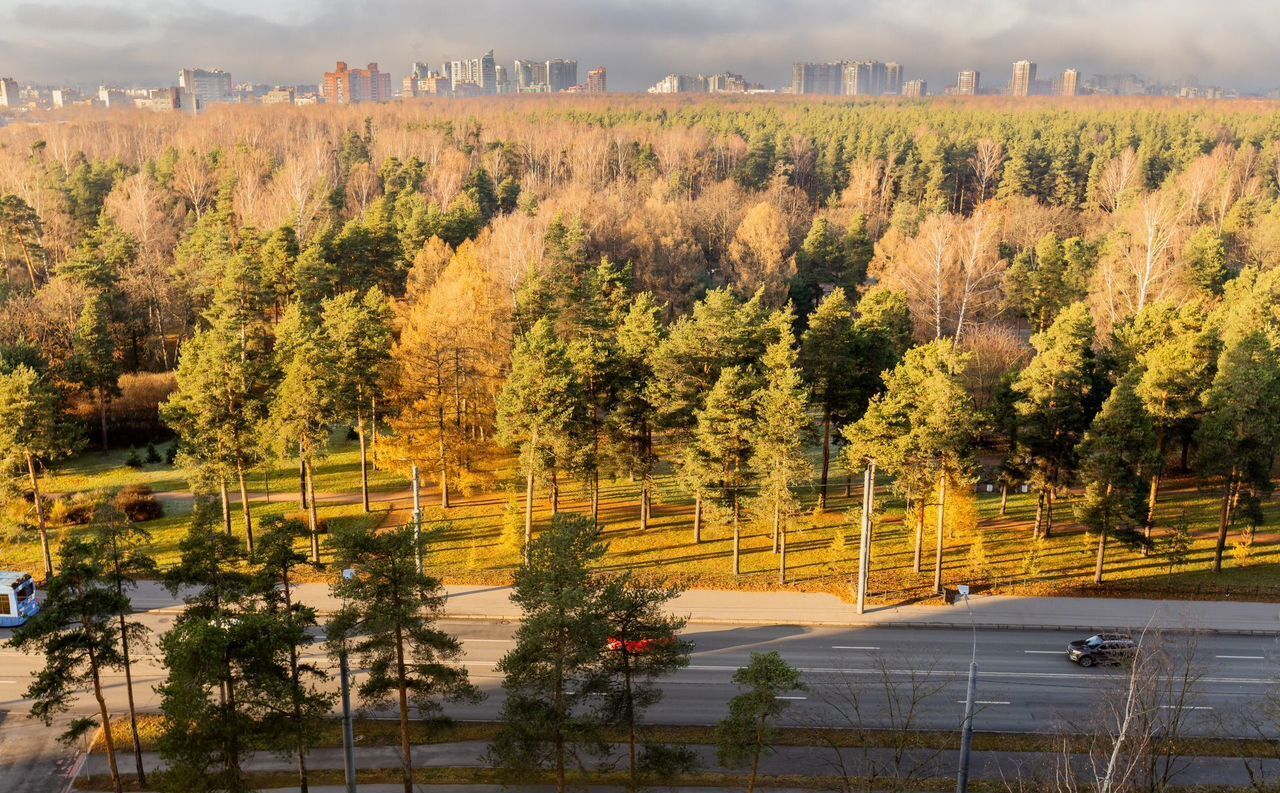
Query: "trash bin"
942 587 958 605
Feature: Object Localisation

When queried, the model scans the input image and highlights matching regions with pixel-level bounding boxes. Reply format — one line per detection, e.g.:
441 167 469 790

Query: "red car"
606 636 675 654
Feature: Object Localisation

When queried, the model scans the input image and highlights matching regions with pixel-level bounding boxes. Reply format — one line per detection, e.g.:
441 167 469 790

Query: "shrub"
164 442 178 465
124 448 144 468
145 443 162 464
51 494 96 526
114 485 164 522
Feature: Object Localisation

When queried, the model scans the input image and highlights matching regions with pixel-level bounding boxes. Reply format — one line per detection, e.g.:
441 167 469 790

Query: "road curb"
133 607 1280 636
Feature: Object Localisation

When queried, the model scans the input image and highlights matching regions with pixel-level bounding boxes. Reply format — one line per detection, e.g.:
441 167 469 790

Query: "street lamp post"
955 584 977 793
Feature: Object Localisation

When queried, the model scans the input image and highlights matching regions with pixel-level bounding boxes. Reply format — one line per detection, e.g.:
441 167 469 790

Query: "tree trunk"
524 431 537 560
772 505 780 554
438 402 450 510
357 409 370 513
394 625 413 793
913 499 924 574
1044 487 1055 539
1213 477 1233 574
732 492 741 576
550 467 560 514
999 483 1008 517
98 388 109 451
219 478 233 536
1146 428 1167 537
591 467 600 529
1094 527 1108 585
748 713 765 793
693 495 702 543
281 564 309 793
27 455 52 580
1033 488 1045 540
115 582 146 787
933 474 947 595
305 459 320 563
237 464 254 554
779 521 787 584
298 447 307 509
819 409 831 510
89 651 123 793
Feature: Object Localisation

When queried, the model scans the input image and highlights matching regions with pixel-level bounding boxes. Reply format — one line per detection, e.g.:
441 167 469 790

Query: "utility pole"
339 568 357 793
955 584 976 793
856 461 876 614
411 464 423 574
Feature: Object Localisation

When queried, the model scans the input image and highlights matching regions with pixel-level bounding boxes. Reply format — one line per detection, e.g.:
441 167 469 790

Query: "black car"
1067 633 1136 667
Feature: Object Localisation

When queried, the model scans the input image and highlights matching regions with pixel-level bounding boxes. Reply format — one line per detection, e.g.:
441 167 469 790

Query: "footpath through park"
126 580 1280 636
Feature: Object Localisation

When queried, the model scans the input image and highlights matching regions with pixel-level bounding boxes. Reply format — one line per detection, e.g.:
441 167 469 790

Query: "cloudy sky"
1 0 1276 93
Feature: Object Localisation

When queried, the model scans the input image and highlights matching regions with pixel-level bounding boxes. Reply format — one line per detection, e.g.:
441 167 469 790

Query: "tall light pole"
411 464 423 574
856 461 876 615
339 568 357 793
955 584 977 793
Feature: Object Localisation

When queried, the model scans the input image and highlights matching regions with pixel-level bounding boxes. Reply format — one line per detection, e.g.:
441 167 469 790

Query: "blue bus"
0 572 38 628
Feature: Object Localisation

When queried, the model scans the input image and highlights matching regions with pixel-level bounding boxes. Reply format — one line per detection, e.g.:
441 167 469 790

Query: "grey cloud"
12 2 148 32
1 0 1277 93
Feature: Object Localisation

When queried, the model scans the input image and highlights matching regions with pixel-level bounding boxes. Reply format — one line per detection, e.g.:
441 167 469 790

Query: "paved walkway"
123 580 1280 635
80 740 1280 790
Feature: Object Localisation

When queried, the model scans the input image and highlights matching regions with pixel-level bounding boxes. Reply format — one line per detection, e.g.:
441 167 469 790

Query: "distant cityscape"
0 51 1267 116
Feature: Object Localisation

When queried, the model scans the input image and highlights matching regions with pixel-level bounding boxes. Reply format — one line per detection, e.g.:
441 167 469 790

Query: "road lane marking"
776 696 807 700
684 664 1273 685
464 639 515 643
0 680 16 684
1216 655 1264 660
1162 705 1213 710
832 646 880 650
1024 650 1062 654
958 700 1010 705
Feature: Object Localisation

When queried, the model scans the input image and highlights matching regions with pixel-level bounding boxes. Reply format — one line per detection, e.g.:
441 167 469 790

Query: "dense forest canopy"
2 94 1280 582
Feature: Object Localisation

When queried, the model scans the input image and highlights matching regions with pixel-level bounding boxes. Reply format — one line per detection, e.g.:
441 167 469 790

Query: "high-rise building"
587 67 607 93
902 79 927 98
791 62 844 95
708 72 746 93
494 64 510 94
262 87 296 105
1060 68 1079 97
840 61 891 96
886 62 904 95
514 59 549 91
97 86 128 108
1011 60 1037 97
322 62 391 104
178 68 234 105
647 74 708 93
956 69 980 96
0 78 19 108
546 59 578 92
480 50 498 93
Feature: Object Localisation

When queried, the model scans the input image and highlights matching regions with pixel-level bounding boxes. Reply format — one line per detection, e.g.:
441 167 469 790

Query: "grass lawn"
4 431 1277 604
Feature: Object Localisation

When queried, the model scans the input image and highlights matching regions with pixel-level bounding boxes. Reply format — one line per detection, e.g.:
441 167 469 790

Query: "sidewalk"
126 580 1280 635
78 740 1280 790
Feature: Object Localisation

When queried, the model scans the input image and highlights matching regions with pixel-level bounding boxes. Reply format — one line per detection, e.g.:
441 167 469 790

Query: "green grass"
4 431 1277 604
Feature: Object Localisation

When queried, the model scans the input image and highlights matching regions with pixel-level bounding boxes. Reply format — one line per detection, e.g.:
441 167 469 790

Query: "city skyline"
2 0 1279 95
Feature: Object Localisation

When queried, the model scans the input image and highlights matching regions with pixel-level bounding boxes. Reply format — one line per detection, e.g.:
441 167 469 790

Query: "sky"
1 0 1277 93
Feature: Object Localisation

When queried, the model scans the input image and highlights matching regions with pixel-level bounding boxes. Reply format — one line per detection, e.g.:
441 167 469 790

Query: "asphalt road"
3 617 1279 784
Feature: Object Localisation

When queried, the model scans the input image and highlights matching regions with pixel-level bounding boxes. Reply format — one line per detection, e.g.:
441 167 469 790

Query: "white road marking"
464 639 515 643
832 646 880 650
959 700 1010 705
684 664 1273 685
0 680 16 684
1024 650 1062 654
1161 705 1213 710
1216 655 1264 660
775 696 807 700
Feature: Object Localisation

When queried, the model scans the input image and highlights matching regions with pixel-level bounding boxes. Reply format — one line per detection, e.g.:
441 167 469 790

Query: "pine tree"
715 652 806 793
801 288 864 509
323 287 392 513
609 293 664 530
1012 303 1101 539
328 522 478 793
70 292 120 450
750 316 811 581
0 360 80 578
695 367 758 574
1075 371 1158 583
496 319 583 555
490 513 611 793
12 533 135 793
596 576 692 792
267 304 335 562
1195 329 1280 573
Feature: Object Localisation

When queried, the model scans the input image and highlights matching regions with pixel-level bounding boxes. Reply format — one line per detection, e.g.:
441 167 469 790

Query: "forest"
1 94 1279 599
